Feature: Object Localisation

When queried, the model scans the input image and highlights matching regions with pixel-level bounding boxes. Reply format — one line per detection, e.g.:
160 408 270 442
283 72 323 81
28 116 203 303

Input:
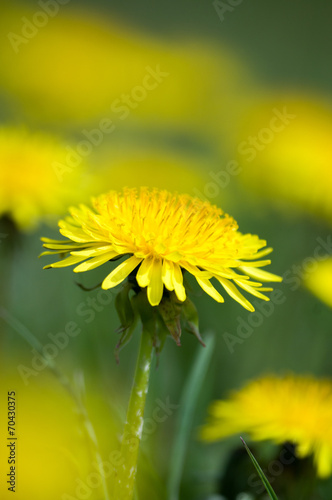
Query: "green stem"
113 328 154 500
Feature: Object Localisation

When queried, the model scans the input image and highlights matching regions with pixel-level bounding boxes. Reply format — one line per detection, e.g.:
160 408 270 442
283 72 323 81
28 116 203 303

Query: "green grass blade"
167 332 215 500
241 437 279 500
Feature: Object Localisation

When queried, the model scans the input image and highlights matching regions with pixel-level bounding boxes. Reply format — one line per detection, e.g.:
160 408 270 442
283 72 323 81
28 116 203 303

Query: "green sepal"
158 293 182 346
113 282 206 358
132 291 169 358
181 297 205 346
114 319 138 363
114 283 138 362
115 282 136 329
153 314 169 359
132 291 158 339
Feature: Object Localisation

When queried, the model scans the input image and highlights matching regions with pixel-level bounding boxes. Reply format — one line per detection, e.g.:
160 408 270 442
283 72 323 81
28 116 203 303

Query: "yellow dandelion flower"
0 363 119 500
304 257 332 308
0 127 88 230
88 146 215 199
201 374 332 478
0 3 250 136
237 95 332 223
42 188 281 308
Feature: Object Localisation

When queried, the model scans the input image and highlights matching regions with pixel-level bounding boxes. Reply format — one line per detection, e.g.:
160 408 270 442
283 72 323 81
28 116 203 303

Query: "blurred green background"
1 1 332 499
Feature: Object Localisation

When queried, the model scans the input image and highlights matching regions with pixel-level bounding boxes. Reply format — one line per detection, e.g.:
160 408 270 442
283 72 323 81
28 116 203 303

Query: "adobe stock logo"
7 0 70 54
213 0 244 23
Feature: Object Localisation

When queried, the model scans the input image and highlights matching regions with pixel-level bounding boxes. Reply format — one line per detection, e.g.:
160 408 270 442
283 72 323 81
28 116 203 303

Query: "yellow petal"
236 259 271 268
71 245 114 257
239 266 283 283
235 279 263 288
244 247 273 260
59 223 93 243
102 256 142 289
207 266 250 281
234 280 270 301
172 263 186 302
162 260 174 290
136 256 154 287
196 277 224 303
44 255 87 269
39 250 65 257
217 277 255 312
43 242 92 250
41 237 69 244
147 258 163 306
73 251 118 273
316 444 332 478
180 262 213 279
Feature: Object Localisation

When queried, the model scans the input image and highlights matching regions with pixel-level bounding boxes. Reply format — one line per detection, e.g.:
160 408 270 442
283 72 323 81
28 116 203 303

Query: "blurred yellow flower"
0 366 119 500
237 95 332 223
304 257 332 308
0 127 87 230
0 3 251 139
42 187 281 308
88 146 211 197
201 374 332 478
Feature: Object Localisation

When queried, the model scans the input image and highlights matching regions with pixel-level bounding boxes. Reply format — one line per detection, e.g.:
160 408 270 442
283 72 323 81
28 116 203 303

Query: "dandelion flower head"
42 188 281 308
201 374 332 478
0 127 85 230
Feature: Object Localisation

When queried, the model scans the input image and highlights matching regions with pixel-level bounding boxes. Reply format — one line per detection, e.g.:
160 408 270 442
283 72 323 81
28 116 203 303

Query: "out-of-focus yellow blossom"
304 257 332 308
237 95 332 223
0 127 88 230
0 3 252 141
201 374 332 478
0 366 119 500
88 147 211 198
